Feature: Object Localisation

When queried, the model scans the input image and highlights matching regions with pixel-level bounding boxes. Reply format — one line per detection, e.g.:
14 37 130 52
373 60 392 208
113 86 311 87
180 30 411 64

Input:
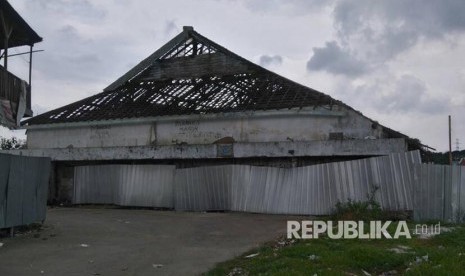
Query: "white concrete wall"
26 107 383 149
27 124 155 149
3 139 407 161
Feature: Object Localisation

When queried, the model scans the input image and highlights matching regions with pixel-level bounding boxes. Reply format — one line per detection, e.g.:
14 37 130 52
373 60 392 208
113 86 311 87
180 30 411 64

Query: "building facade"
12 27 420 204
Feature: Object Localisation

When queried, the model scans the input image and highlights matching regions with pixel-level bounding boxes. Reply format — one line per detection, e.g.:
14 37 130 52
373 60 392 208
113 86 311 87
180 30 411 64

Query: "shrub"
0 136 26 150
331 186 384 221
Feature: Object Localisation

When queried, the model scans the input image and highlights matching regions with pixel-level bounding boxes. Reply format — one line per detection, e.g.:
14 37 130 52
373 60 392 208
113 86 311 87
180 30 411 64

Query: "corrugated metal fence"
74 165 175 208
175 151 421 215
0 153 51 228
72 151 465 222
413 164 465 222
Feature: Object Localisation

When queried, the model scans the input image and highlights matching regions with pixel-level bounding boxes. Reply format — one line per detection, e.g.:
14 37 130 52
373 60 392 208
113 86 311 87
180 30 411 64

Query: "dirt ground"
0 207 300 276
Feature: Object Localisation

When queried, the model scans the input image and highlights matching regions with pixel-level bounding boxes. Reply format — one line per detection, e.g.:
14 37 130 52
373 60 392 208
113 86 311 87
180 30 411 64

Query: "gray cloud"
242 0 332 15
30 0 106 23
307 41 369 77
259 55 283 67
57 25 80 40
39 53 103 83
113 0 131 5
333 0 465 60
164 20 180 38
34 24 110 83
309 0 465 77
388 75 448 114
20 1 119 85
379 75 428 112
349 75 449 114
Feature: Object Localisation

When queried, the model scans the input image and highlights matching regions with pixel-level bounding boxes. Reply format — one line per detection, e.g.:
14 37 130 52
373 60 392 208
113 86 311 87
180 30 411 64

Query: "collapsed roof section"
23 26 341 125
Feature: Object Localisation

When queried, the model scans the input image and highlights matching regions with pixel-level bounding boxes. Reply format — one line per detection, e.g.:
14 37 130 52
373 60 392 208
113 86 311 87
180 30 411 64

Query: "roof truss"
24 26 340 126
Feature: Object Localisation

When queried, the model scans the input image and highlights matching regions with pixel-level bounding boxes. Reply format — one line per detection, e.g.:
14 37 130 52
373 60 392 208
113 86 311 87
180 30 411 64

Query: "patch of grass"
331 186 384 221
332 198 383 221
331 186 411 222
205 224 465 276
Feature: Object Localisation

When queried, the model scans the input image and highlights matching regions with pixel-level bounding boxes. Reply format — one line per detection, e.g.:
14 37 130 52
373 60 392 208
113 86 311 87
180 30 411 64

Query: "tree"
0 136 26 150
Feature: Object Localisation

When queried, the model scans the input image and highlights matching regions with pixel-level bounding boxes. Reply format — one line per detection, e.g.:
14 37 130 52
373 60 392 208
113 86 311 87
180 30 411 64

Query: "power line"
12 48 29 63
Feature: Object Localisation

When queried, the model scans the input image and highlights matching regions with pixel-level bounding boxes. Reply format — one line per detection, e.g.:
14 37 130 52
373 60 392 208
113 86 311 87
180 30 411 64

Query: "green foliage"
424 149 465 164
0 136 26 150
206 225 465 276
331 186 384 221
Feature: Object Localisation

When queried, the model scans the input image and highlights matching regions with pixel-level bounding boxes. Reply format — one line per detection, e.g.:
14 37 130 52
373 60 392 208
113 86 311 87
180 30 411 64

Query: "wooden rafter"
24 27 342 126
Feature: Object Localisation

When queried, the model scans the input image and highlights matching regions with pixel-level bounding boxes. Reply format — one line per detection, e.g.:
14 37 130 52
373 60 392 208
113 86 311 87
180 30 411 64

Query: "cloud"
346 74 449 115
388 75 448 114
57 25 80 40
333 0 465 61
241 0 332 15
30 0 106 23
307 41 369 77
258 55 283 67
164 20 180 38
33 24 110 83
308 0 465 77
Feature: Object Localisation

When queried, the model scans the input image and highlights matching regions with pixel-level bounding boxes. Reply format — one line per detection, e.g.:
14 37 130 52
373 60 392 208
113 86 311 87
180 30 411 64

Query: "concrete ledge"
23 107 345 130
2 138 406 161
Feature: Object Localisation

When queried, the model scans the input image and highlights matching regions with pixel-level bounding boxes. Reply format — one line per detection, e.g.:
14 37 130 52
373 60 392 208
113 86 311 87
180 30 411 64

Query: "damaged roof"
23 26 343 126
21 26 420 148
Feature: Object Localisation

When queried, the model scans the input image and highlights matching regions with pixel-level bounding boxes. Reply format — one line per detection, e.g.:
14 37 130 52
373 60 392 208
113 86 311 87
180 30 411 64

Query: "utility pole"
449 115 452 165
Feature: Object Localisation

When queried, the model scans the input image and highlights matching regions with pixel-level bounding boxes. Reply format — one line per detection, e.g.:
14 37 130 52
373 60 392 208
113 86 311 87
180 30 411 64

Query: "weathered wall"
26 107 384 149
155 114 346 144
5 139 407 161
27 124 155 149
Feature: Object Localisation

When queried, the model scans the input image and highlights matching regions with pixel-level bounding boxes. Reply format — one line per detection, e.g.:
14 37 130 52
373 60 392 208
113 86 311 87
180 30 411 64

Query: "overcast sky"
1 0 464 152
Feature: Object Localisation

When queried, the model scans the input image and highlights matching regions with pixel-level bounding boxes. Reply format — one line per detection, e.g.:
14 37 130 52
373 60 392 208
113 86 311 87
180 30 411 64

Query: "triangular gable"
105 26 257 91
24 26 338 126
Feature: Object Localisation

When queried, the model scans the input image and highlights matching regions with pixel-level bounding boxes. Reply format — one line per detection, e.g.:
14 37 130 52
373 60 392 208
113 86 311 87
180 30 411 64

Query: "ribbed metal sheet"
174 165 231 211
0 153 51 228
0 154 11 227
413 164 465 222
74 165 175 208
71 151 465 220
459 166 465 219
175 151 422 215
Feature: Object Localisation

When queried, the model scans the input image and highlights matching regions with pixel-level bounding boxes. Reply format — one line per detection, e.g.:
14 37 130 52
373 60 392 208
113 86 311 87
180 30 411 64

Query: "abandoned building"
14 26 422 206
